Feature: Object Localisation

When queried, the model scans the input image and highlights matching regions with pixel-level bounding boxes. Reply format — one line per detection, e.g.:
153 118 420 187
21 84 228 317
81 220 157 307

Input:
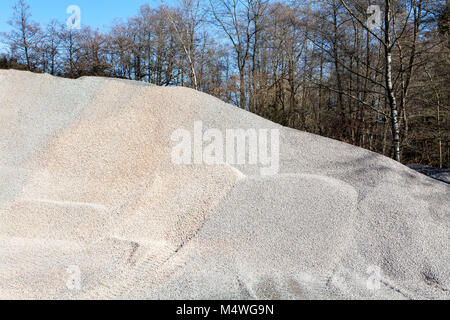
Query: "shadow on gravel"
408 164 450 185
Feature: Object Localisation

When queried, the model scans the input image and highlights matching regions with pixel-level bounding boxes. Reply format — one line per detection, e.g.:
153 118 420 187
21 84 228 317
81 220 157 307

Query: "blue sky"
0 0 175 33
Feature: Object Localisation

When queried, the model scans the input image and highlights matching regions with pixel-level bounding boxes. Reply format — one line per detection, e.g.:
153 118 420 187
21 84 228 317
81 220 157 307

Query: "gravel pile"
0 70 448 299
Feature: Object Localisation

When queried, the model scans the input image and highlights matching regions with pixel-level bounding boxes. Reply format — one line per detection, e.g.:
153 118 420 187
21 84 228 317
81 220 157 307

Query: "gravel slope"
0 70 448 300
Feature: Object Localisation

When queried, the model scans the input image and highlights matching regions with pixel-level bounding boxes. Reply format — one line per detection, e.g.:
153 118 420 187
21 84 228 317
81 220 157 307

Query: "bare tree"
41 20 62 75
162 0 202 89
3 0 41 71
59 26 81 77
339 0 407 161
2 0 447 167
209 0 257 108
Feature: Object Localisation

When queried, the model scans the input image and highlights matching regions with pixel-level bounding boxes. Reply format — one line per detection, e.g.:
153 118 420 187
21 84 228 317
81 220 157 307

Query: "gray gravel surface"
0 70 448 300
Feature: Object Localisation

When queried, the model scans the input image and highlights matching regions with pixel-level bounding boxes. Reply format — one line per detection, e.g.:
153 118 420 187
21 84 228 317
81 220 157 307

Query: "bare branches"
1 0 447 166
161 0 201 89
316 82 390 118
340 0 387 46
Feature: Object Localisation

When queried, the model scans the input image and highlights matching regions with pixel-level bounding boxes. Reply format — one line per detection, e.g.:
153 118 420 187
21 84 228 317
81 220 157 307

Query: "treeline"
1 0 449 167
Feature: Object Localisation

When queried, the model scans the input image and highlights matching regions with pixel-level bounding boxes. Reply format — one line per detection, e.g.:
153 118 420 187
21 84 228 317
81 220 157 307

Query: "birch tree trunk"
384 0 401 162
